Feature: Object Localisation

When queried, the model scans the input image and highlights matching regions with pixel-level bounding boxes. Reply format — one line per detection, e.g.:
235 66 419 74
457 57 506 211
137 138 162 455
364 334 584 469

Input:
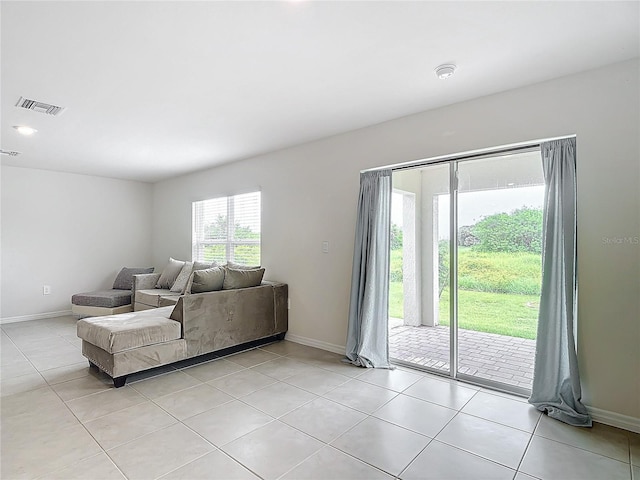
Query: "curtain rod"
392 144 539 172
363 134 576 173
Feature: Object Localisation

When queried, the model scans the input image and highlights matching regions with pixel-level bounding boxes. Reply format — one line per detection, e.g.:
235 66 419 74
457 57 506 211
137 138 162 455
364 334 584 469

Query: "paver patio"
389 322 536 390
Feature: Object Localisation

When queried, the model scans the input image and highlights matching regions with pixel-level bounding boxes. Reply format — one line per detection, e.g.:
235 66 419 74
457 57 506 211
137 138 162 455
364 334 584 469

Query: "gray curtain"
529 138 592 427
345 169 392 368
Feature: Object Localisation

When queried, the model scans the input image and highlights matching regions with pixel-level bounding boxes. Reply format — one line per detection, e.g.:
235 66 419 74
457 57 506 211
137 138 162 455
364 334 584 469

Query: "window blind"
192 191 261 265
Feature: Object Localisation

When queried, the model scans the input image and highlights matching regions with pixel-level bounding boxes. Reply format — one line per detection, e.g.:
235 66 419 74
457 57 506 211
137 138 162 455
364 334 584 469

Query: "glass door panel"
389 164 450 375
456 152 544 392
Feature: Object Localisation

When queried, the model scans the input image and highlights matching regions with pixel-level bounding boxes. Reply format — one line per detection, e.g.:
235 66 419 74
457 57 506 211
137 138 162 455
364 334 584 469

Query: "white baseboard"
587 405 640 434
0 310 73 325
285 333 346 356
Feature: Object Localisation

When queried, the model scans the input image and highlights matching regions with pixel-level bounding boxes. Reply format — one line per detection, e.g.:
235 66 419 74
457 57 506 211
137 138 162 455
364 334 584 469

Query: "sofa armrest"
133 273 161 304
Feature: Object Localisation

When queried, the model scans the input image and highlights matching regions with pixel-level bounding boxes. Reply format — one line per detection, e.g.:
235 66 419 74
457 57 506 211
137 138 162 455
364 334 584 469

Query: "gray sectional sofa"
77 281 288 387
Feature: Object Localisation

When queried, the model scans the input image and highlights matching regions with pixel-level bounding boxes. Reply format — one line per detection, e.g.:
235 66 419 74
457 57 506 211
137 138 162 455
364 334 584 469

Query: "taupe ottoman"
77 308 187 387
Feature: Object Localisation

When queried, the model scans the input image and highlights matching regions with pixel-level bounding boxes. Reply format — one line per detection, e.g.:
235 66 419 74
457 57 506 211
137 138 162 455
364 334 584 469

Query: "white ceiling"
1 1 638 183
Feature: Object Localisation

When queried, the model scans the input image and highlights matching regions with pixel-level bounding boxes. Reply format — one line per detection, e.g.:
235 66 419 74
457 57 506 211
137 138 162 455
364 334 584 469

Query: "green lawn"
458 248 541 295
389 247 541 340
390 282 538 339
439 288 539 339
389 281 404 319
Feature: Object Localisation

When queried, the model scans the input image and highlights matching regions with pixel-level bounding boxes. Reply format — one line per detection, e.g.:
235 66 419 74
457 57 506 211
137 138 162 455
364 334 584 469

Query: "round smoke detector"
435 64 456 79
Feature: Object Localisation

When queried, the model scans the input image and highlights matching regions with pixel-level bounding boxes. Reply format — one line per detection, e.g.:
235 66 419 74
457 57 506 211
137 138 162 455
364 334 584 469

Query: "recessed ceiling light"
13 125 37 136
435 64 456 80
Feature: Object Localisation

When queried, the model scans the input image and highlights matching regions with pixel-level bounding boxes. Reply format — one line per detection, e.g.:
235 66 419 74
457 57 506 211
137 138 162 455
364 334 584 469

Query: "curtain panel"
345 169 393 368
529 137 592 427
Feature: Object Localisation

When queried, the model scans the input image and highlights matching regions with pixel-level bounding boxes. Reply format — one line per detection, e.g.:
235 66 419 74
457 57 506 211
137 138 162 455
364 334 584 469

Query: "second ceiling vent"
15 96 66 116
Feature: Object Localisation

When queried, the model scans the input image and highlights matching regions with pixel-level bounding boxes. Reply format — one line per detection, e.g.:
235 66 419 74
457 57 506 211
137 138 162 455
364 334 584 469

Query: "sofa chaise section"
77 307 186 387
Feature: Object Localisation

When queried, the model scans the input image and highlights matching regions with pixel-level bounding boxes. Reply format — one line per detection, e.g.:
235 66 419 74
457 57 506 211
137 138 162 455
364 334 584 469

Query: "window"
192 191 261 265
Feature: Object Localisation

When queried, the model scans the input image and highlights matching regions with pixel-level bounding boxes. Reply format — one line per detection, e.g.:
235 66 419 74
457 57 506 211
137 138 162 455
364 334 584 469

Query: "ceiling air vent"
0 149 21 157
15 96 66 116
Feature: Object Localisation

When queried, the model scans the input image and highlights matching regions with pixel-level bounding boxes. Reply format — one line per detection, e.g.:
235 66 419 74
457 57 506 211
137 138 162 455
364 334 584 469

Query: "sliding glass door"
390 163 450 375
389 150 544 394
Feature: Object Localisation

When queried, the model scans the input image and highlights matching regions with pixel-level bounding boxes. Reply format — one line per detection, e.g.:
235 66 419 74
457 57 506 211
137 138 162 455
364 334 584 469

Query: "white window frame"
192 191 261 265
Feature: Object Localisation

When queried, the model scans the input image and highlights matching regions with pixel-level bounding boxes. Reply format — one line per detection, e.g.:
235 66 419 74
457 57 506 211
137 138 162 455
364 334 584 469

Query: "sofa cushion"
136 288 174 307
189 266 225 293
156 258 185 289
77 314 181 354
170 261 193 293
72 290 132 308
112 267 155 290
223 267 265 290
186 261 221 292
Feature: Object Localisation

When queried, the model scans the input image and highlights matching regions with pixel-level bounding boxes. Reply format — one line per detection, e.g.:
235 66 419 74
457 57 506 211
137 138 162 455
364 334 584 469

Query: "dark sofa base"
94 332 286 388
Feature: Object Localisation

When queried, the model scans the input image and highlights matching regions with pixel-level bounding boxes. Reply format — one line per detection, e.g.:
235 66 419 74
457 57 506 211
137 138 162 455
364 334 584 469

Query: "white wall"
153 60 639 419
1 167 153 320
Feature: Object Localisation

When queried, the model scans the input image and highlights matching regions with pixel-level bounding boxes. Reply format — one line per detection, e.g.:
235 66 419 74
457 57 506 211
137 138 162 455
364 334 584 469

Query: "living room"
1 2 639 479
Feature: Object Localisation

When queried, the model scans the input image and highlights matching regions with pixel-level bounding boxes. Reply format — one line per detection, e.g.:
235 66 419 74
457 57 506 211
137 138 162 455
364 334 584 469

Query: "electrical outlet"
322 241 329 253
287 298 291 310
43 285 51 295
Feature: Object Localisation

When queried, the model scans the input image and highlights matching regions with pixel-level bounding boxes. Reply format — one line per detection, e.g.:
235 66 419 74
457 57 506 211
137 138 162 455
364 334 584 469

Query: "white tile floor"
1 315 638 480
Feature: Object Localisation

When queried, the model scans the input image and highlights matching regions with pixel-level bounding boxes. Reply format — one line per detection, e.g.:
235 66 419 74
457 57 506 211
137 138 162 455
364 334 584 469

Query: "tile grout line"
514 409 543 476
530 429 634 466
8 320 130 480
5 326 634 479
0 326 50 395
136 348 301 478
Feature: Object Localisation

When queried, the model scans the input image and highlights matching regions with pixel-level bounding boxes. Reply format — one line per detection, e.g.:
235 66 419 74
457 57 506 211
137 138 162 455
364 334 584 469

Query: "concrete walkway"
389 323 535 390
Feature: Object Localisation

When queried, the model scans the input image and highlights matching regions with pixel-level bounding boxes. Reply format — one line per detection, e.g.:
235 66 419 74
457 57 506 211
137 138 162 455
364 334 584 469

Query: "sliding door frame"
387 139 565 396
449 161 459 380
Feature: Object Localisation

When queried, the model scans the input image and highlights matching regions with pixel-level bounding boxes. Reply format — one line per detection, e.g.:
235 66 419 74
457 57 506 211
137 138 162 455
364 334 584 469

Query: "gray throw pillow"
112 267 154 290
170 261 193 293
156 258 186 289
226 261 261 270
190 266 226 294
193 260 219 271
222 267 265 290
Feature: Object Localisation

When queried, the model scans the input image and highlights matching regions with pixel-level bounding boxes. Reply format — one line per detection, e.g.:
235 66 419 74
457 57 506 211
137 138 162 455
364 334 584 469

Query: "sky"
392 185 545 240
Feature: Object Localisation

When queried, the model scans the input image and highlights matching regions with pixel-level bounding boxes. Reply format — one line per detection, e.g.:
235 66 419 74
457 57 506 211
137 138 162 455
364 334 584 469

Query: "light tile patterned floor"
389 324 536 390
1 315 638 480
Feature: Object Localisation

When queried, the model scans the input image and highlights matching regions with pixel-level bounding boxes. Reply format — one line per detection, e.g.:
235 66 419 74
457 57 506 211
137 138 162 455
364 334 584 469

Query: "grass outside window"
389 247 541 340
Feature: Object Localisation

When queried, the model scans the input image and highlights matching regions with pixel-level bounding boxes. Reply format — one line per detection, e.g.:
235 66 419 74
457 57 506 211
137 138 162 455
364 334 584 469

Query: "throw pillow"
170 261 193 293
184 261 219 293
193 260 219 271
112 267 154 290
222 267 265 290
184 272 195 294
226 261 261 270
190 266 226 293
156 258 186 289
